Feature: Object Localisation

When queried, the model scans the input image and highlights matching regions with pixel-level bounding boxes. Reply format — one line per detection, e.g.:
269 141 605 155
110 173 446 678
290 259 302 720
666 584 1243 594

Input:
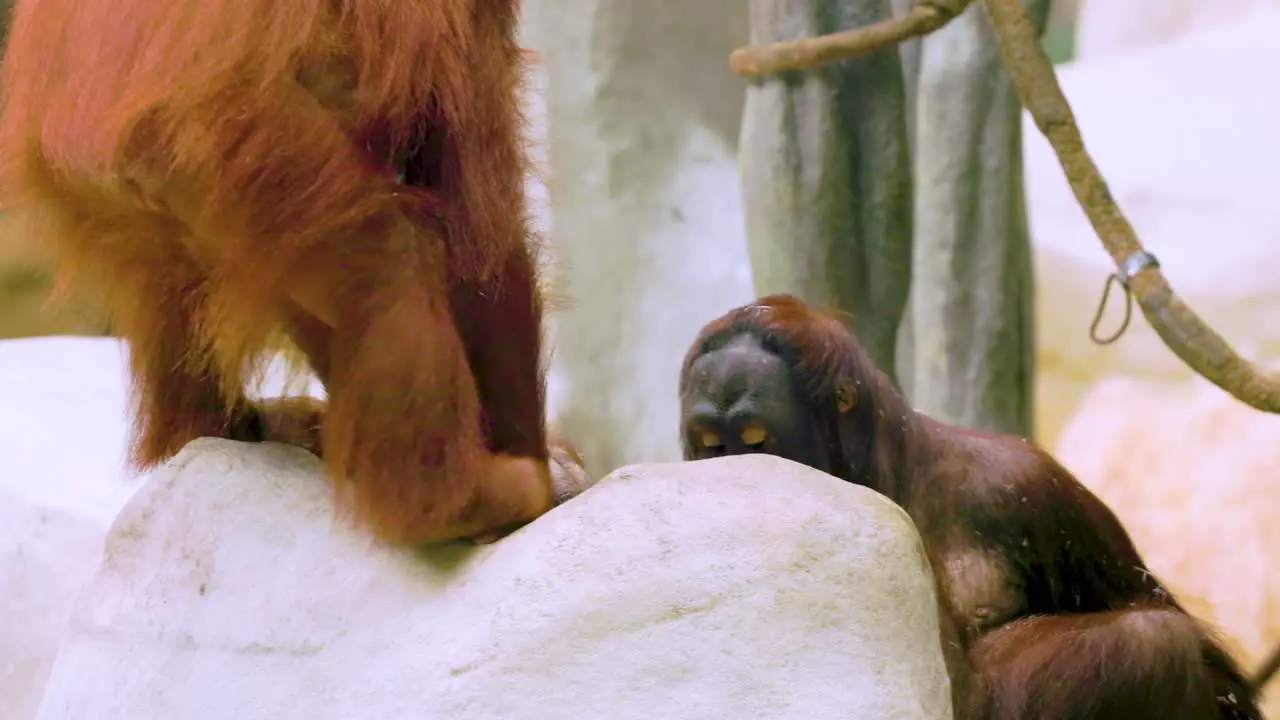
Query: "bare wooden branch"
729 0 974 79
982 0 1280 413
728 0 1280 412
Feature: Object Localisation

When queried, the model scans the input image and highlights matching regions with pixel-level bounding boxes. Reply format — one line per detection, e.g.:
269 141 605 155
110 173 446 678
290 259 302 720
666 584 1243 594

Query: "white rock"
1024 12 1280 443
0 336 323 525
36 442 952 720
1054 375 1280 717
0 487 106 720
0 337 329 719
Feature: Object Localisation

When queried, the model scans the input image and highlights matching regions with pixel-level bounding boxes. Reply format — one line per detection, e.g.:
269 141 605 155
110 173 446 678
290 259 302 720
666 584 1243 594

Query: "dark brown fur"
0 0 584 544
679 294 1259 720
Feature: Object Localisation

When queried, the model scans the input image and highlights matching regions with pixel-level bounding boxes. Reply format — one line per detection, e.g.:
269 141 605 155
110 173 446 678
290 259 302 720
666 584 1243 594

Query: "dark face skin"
680 333 830 473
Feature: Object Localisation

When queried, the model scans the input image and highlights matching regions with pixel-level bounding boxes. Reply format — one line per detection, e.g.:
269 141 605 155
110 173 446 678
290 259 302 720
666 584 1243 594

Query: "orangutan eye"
740 424 768 450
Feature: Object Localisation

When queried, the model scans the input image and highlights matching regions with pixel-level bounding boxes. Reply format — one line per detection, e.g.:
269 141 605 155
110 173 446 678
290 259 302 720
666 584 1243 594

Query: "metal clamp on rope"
1089 250 1160 345
1114 249 1160 289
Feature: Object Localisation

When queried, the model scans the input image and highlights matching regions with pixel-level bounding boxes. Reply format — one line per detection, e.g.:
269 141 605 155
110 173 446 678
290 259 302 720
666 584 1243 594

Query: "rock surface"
0 337 330 720
1054 375 1280 717
0 336 322 524
35 442 953 720
0 488 106 720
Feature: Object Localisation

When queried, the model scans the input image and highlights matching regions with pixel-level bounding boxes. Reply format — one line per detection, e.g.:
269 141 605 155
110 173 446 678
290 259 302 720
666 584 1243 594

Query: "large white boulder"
35 443 953 720
0 337 321 523
1054 374 1280 717
0 338 132 720
1024 11 1280 443
0 336 329 720
0 488 106 720
0 338 139 719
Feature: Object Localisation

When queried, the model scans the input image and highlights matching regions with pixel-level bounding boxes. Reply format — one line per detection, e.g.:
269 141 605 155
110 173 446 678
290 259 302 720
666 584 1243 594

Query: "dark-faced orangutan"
678 294 1259 720
0 0 589 545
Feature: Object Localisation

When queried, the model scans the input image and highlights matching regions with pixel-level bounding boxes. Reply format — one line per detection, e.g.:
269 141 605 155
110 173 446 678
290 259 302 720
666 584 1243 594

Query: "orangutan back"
0 0 587 546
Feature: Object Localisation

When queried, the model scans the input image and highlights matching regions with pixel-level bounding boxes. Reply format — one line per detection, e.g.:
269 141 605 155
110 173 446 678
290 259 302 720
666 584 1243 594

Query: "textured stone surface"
1054 375 1280 718
0 336 328 720
36 443 952 720
0 488 105 720
0 336 320 524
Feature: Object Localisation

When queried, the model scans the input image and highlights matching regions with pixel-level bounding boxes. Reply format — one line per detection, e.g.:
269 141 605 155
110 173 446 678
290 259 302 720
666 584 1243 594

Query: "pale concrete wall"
524 0 755 477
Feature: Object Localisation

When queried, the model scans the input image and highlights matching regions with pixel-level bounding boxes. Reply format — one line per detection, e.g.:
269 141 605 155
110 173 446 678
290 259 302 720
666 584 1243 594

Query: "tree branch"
729 0 975 79
982 0 1280 413
728 0 1280 413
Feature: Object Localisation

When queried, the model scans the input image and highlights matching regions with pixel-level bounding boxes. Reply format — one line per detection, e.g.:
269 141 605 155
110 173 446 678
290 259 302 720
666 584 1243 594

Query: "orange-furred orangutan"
0 0 589 545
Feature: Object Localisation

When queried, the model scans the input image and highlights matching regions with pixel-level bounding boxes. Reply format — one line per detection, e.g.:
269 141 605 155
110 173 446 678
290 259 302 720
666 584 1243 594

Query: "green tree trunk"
739 0 914 384
903 0 1051 437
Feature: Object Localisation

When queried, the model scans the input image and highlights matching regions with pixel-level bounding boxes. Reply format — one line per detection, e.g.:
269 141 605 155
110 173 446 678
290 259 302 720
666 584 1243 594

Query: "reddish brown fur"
0 0 581 544
680 294 1260 720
